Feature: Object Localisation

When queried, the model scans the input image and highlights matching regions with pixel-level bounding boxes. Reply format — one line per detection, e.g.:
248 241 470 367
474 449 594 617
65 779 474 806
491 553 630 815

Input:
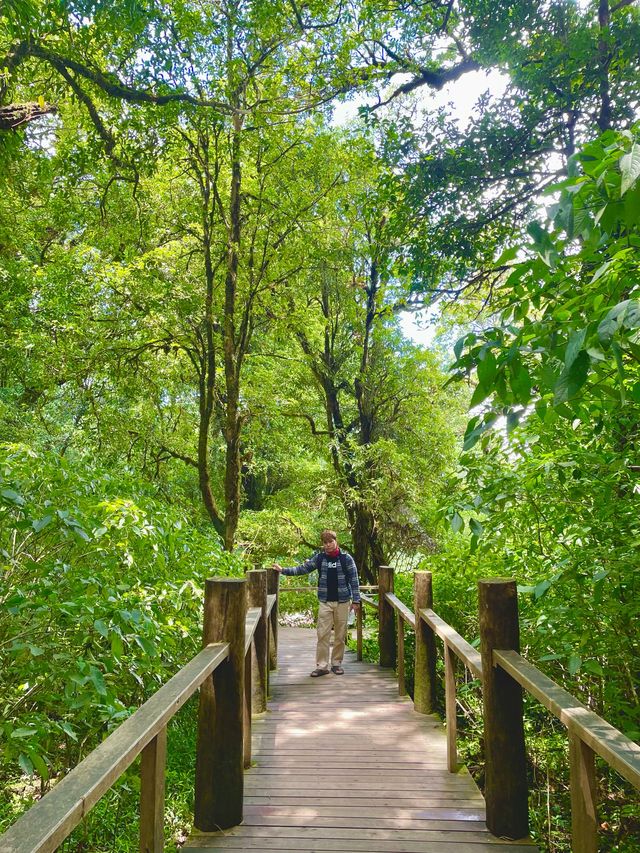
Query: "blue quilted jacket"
281 550 361 604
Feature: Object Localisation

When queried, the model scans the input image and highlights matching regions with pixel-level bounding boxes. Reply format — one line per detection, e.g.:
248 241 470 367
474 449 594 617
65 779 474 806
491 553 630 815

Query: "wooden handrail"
278 584 379 592
266 592 277 614
495 649 640 790
385 592 416 629
0 642 229 853
244 606 262 655
360 592 377 607
419 607 483 678
374 568 640 850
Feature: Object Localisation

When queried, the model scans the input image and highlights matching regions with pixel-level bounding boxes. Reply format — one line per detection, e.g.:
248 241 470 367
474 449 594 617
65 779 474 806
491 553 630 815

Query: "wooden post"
140 726 167 853
569 733 597 853
267 568 279 671
414 571 436 714
356 601 363 661
194 577 246 831
247 570 267 713
444 644 458 773
478 578 528 840
397 616 406 696
378 566 396 669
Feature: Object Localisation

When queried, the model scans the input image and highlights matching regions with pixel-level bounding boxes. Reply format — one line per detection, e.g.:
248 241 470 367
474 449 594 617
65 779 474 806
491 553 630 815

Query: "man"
273 529 361 677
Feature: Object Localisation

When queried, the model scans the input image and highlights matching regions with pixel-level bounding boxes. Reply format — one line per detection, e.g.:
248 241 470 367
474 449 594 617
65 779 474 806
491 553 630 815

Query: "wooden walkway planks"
186 626 537 852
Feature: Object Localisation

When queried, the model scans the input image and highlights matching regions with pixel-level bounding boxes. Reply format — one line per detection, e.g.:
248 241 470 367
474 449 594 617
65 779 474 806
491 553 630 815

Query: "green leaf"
598 300 640 344
60 722 78 741
565 329 587 369
450 512 464 533
510 365 532 406
620 142 640 195
135 636 157 657
29 751 49 779
18 754 34 775
111 633 124 658
534 579 551 599
568 654 582 676
32 515 53 532
89 666 107 696
94 619 109 638
477 350 497 386
1 489 25 506
469 518 483 537
583 660 604 676
554 350 590 404
12 727 38 738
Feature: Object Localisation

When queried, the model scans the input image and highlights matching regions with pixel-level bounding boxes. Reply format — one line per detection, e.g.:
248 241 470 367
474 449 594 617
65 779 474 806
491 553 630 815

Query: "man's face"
322 536 338 554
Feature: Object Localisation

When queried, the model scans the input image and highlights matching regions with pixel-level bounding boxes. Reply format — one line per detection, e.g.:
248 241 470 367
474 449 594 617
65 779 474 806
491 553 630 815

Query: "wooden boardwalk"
186 626 537 852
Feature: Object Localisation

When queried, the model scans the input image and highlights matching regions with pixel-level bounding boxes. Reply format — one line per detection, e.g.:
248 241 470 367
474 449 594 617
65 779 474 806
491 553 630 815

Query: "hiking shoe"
331 665 344 675
310 668 330 677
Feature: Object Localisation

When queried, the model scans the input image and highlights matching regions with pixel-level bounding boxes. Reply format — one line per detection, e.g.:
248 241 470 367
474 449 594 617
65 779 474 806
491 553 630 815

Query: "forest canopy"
1 0 640 848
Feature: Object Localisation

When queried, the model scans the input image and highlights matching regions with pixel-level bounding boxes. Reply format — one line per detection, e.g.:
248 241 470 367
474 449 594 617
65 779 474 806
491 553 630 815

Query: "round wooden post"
267 567 279 671
413 571 436 714
356 602 363 661
378 566 396 669
478 578 529 840
194 577 246 831
247 570 267 714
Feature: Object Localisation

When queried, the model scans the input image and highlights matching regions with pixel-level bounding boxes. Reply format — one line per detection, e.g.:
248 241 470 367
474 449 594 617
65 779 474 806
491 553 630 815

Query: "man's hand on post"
271 563 283 573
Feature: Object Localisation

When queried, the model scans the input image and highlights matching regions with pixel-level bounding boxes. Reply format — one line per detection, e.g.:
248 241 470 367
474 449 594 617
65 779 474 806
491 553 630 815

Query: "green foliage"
0 443 243 803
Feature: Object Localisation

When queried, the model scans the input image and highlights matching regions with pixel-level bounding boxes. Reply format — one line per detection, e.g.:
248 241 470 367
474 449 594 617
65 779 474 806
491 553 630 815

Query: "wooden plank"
420 608 482 678
140 726 167 853
187 825 531 842
386 592 417 629
266 593 277 615
360 592 377 607
0 643 228 853
495 650 640 791
186 838 535 852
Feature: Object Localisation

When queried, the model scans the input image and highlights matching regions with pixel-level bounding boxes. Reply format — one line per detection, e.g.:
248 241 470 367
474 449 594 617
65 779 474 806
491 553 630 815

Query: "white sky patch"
399 306 439 347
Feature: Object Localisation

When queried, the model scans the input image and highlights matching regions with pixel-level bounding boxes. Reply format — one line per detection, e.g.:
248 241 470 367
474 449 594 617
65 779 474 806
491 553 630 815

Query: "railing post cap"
478 577 517 586
205 576 246 585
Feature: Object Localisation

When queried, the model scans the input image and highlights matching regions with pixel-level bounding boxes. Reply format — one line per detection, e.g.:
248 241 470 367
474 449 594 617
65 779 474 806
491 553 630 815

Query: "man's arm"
272 556 317 577
345 554 361 607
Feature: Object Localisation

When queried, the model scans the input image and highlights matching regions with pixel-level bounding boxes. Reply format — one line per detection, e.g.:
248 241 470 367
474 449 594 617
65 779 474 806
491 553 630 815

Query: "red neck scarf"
326 548 340 558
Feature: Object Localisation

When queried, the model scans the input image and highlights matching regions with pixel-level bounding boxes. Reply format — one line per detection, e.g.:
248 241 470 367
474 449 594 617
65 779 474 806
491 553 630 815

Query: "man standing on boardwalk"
272 529 361 677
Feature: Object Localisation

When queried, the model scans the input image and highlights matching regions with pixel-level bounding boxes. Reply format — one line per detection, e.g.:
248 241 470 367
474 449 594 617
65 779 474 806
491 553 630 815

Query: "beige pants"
316 600 351 669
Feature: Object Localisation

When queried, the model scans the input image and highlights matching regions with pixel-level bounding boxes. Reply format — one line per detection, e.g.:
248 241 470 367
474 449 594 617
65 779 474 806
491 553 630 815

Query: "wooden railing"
5 565 638 853
0 569 280 853
358 569 640 851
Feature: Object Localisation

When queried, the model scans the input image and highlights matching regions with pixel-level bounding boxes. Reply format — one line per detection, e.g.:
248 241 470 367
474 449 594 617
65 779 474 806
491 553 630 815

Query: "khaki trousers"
316 600 351 669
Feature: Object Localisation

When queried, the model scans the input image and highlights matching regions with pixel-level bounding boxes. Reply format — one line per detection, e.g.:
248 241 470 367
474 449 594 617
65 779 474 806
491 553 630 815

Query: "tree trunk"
350 500 385 585
222 110 243 551
597 0 612 132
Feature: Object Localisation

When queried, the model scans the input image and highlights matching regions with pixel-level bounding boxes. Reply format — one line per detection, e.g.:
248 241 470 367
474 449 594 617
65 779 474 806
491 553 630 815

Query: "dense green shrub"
0 443 244 832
